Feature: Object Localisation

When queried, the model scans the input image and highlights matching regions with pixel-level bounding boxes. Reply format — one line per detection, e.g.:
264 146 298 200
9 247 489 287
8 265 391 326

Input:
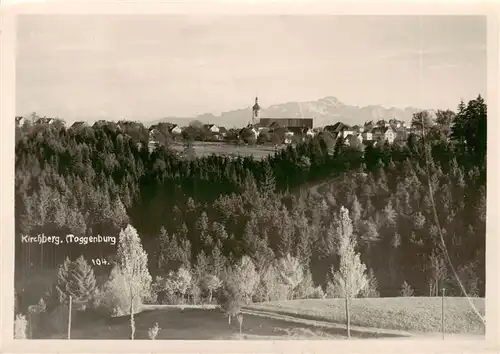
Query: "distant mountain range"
146 96 434 128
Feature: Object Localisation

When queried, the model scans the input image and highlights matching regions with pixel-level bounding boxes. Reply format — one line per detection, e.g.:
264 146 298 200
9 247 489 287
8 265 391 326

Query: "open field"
44 297 485 340
169 142 281 160
246 298 486 336
49 307 345 340
16 270 485 339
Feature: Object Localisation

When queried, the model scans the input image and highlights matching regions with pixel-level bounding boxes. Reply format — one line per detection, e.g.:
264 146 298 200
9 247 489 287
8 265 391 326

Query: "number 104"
91 258 109 266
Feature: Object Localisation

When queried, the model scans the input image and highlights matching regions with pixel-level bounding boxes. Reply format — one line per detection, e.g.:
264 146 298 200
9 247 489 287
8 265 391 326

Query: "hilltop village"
16 97 420 156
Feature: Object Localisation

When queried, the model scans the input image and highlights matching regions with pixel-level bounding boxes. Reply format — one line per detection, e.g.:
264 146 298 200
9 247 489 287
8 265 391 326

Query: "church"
249 97 314 130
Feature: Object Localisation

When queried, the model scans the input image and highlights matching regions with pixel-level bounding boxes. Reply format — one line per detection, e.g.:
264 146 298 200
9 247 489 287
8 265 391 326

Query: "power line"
417 16 485 326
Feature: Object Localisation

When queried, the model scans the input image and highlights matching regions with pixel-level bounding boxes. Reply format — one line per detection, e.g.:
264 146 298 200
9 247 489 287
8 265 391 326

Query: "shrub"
43 284 65 313
25 298 48 338
99 267 142 317
359 269 380 298
151 276 165 293
400 280 414 297
143 289 158 305
310 286 326 299
200 274 222 304
325 281 342 298
88 286 104 310
148 322 161 340
232 256 259 304
175 267 193 301
218 271 243 322
294 269 321 299
45 304 72 335
457 262 480 297
254 265 288 302
188 280 202 305
277 254 304 300
14 290 19 314
14 314 28 339
163 267 194 304
29 298 47 314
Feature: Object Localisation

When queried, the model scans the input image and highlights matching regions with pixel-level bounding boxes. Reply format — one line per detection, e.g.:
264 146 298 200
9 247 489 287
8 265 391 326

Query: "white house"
71 121 87 129
250 127 259 137
204 124 220 133
35 117 56 125
362 131 373 141
306 128 316 137
384 127 396 143
342 130 354 139
373 126 396 144
149 128 159 137
240 125 259 139
15 116 25 127
346 133 363 146
169 125 183 135
257 126 271 137
218 127 228 137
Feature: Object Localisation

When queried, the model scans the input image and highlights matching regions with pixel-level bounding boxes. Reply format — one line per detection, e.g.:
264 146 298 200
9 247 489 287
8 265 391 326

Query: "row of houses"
323 119 414 145
16 114 415 149
16 116 58 127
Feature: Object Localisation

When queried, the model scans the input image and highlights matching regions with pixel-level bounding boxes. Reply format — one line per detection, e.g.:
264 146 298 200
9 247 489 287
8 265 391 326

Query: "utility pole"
441 288 445 340
68 296 72 340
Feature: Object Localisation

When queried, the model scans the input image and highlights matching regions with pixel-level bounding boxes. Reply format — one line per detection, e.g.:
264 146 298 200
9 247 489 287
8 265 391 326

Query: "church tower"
252 96 260 126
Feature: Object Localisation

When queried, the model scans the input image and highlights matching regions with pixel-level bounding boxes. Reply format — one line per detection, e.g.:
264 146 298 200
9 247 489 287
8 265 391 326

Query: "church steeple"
252 96 260 125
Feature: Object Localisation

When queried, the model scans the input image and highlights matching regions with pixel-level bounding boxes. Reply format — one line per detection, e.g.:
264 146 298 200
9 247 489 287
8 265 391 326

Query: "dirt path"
242 308 413 338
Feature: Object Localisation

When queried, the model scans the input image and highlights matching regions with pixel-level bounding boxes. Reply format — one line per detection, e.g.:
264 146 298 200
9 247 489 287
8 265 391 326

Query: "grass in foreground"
246 297 485 335
48 307 396 340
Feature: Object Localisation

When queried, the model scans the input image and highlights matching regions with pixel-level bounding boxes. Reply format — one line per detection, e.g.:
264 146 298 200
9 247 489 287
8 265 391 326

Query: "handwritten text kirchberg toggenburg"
21 234 117 246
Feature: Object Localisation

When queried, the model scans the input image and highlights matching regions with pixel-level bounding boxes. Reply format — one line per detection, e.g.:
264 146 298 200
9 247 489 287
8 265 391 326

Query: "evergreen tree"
67 256 97 306
260 160 276 196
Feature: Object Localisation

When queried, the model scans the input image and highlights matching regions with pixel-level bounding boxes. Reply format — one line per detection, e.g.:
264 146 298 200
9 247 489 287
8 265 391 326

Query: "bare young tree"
331 206 368 339
116 224 152 340
219 270 243 326
236 313 243 335
428 251 448 297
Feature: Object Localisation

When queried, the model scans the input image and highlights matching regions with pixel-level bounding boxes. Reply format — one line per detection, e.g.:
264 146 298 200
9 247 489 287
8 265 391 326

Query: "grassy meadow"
247 298 486 335
169 141 281 159
16 270 485 340
48 307 349 340
43 297 486 340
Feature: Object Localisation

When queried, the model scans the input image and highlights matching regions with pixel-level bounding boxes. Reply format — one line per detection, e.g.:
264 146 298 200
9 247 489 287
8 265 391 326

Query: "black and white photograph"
1 1 497 350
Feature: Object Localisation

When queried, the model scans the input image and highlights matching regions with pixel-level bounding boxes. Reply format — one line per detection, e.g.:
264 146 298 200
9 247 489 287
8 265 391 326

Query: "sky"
16 15 487 123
